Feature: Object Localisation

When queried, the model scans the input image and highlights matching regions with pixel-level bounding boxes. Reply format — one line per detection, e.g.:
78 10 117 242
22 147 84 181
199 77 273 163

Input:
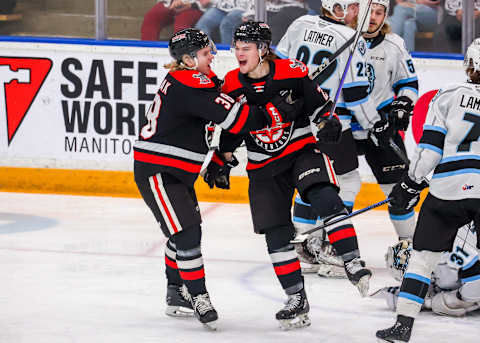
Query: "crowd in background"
141 0 480 54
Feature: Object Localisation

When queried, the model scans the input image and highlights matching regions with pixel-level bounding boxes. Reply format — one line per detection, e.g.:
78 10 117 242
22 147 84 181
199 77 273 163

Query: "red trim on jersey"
170 70 215 89
272 59 308 80
274 260 301 276
211 151 224 165
325 154 338 186
229 105 250 134
165 256 178 269
179 268 205 281
134 151 201 173
222 69 243 94
153 174 179 234
246 136 316 170
328 227 356 244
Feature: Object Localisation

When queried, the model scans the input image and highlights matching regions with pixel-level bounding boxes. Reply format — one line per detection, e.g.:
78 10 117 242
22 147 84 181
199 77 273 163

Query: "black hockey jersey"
220 58 330 179
134 69 271 186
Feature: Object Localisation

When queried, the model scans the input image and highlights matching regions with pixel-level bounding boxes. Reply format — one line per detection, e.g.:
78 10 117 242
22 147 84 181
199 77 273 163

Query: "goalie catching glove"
203 150 239 189
389 174 428 211
388 96 413 131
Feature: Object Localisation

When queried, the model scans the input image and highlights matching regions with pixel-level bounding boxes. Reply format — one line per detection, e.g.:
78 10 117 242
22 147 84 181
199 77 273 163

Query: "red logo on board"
0 57 52 145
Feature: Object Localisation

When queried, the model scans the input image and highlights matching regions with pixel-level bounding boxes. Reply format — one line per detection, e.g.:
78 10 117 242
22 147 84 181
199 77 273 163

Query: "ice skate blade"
355 274 371 297
202 319 218 331
376 338 405 343
278 313 311 330
166 306 194 318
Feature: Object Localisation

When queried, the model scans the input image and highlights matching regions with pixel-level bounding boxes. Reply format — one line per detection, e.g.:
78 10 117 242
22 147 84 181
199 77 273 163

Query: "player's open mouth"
239 61 247 66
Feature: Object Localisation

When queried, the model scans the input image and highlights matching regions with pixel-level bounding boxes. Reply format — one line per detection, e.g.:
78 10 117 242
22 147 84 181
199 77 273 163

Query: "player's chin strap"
291 197 392 243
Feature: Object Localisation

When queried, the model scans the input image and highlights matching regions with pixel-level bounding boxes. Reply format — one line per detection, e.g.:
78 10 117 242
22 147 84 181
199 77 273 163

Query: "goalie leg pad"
432 290 480 316
459 259 480 302
397 250 442 318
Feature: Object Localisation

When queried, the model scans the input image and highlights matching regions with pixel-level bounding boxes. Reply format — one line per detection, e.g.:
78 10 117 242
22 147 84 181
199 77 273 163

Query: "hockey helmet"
233 21 272 48
464 38 480 73
169 28 216 62
322 0 352 20
372 0 390 13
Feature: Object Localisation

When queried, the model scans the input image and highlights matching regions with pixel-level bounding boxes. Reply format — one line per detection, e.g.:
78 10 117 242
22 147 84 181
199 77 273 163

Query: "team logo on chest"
250 122 293 152
366 63 375 93
192 73 212 85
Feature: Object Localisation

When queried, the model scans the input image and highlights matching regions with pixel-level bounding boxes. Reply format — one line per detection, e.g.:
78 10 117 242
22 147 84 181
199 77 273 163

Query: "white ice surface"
0 192 478 343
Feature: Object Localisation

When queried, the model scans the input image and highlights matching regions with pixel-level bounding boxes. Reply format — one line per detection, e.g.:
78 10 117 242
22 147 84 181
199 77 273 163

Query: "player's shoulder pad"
292 14 319 27
169 70 216 89
273 59 308 80
222 68 243 94
384 33 409 52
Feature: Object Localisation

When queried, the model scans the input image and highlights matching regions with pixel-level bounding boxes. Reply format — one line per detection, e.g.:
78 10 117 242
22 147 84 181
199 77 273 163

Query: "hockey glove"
369 119 393 148
203 150 239 190
316 112 342 144
389 174 428 211
262 90 305 126
389 96 413 131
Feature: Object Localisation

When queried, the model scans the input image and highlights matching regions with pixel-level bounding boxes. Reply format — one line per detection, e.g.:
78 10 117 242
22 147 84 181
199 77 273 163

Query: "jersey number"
406 59 415 73
296 46 337 85
457 112 480 152
140 93 162 140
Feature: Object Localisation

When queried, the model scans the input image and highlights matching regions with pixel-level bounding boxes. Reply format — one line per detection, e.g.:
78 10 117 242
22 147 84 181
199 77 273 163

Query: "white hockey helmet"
372 0 390 13
464 38 480 73
322 0 352 20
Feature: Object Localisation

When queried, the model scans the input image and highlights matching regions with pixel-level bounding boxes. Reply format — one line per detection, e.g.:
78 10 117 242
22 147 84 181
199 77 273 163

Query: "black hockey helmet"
169 28 216 62
233 21 272 47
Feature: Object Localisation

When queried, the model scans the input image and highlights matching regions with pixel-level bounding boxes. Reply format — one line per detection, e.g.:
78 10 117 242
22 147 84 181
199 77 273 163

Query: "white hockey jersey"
352 32 419 138
409 82 480 200
275 15 379 132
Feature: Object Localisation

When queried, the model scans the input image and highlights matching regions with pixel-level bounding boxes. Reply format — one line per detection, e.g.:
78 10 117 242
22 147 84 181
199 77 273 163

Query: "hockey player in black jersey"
133 28 303 331
376 38 480 343
203 21 372 330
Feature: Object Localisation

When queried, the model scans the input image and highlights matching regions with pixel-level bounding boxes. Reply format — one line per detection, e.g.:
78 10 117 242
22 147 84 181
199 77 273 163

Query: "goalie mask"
169 28 216 65
464 38 480 76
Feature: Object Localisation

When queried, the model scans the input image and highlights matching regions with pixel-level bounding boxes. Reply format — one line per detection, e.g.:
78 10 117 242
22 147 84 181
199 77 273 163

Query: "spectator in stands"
195 0 251 45
0 0 16 14
141 0 211 41
434 0 480 54
242 1 308 45
388 0 441 51
306 0 322 14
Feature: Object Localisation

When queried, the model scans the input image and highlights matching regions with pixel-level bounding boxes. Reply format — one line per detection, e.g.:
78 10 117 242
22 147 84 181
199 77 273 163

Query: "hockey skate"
191 292 218 330
376 315 413 342
166 284 193 317
276 288 311 330
344 258 372 297
295 237 321 273
431 290 480 317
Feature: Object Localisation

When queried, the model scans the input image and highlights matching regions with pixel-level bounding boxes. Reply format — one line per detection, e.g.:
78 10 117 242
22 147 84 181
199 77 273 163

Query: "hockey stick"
291 197 391 243
328 0 373 118
388 137 410 167
309 34 356 82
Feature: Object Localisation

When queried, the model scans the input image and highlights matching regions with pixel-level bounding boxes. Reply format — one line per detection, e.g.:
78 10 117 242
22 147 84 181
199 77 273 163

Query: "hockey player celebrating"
275 0 392 276
133 28 304 330
376 38 480 342
205 20 372 329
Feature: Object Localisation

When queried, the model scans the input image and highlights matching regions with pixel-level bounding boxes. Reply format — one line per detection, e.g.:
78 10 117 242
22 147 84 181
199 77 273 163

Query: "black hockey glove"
262 90 305 126
203 150 239 190
389 96 414 131
369 119 393 148
389 174 428 211
316 112 342 144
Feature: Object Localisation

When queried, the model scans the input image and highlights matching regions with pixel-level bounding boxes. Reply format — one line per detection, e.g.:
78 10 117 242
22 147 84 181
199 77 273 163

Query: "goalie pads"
385 239 412 282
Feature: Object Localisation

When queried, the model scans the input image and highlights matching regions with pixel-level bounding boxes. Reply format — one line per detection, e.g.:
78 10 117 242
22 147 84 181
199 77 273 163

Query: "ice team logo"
250 122 293 152
0 57 52 145
192 73 212 85
462 184 474 191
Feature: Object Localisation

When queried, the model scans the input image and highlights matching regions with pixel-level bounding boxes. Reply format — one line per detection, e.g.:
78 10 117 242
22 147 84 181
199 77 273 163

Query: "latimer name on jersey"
303 29 334 47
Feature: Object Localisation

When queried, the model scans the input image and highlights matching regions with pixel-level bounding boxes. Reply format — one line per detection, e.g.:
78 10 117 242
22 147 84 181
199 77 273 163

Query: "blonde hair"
381 21 392 35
